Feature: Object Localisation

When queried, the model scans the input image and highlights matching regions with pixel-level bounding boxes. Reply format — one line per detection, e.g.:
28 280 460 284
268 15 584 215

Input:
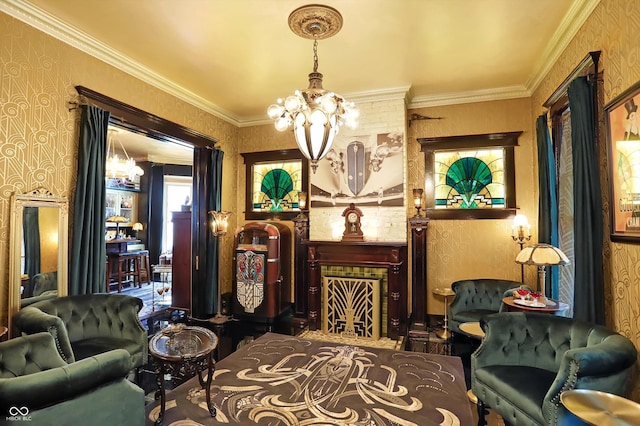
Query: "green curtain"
23 207 41 297
567 76 604 324
204 149 225 315
535 114 559 298
69 105 109 295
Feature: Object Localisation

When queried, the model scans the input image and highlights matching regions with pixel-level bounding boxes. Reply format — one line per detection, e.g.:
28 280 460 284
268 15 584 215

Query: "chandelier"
106 128 144 181
267 4 359 173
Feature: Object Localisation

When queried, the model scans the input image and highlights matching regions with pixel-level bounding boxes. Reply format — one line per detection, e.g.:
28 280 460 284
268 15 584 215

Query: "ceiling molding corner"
525 0 601 94
0 0 242 127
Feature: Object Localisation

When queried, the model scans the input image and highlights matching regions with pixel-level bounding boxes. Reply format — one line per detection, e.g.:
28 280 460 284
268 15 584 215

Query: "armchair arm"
0 349 132 411
13 306 75 363
543 334 638 422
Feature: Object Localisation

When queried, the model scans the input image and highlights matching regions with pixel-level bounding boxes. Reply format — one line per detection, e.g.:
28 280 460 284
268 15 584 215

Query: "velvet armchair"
13 293 148 370
472 312 637 426
0 332 144 425
448 278 528 334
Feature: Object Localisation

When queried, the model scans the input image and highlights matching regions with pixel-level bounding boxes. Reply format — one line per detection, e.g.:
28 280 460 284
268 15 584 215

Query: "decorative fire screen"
323 276 381 339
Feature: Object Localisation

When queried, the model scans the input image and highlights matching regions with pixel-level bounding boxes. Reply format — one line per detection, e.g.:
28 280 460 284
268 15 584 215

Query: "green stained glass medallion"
435 149 505 209
252 160 303 212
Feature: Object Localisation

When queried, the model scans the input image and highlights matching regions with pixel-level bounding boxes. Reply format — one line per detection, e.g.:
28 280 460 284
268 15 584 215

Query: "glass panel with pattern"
434 149 505 209
251 160 303 212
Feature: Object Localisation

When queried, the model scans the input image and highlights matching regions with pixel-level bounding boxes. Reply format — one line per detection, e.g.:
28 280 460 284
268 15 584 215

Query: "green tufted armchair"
13 293 148 371
0 332 144 425
448 278 529 334
472 312 638 426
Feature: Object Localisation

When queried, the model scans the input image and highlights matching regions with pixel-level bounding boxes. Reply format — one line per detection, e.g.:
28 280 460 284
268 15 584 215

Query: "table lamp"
132 222 143 239
515 243 569 305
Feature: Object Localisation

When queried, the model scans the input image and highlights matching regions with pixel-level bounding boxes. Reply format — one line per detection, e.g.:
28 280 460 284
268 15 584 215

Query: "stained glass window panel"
434 149 505 209
251 160 303 212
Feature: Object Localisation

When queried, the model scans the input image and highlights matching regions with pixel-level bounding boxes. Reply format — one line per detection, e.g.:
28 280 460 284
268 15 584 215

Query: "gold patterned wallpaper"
2 1 640 399
0 12 238 324
407 98 537 314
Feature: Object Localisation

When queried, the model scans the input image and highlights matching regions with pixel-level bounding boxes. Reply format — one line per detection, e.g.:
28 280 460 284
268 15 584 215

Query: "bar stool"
137 250 151 286
433 287 455 340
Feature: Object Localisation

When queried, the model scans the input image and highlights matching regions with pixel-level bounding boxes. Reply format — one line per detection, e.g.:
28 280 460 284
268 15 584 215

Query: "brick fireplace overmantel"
303 240 408 340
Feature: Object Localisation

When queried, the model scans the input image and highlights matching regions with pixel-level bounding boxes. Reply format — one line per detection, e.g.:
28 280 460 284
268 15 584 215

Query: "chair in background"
13 293 148 373
20 271 59 307
448 278 526 334
472 312 637 426
0 332 144 425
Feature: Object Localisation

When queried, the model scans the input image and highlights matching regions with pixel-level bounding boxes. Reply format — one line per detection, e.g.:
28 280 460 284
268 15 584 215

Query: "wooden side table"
502 296 569 314
148 325 218 425
433 287 455 340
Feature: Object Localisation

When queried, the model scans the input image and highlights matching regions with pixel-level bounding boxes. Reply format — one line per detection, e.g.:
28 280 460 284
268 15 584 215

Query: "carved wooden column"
409 216 429 333
292 214 309 328
306 246 320 331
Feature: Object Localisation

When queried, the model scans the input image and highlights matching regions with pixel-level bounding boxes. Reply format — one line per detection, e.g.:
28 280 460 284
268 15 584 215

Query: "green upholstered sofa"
472 312 638 426
0 332 144 425
448 278 528 334
13 293 148 370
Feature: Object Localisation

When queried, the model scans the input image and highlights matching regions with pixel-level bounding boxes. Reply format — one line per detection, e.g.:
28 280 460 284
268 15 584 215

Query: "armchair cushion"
449 278 525 333
472 312 637 426
13 293 147 369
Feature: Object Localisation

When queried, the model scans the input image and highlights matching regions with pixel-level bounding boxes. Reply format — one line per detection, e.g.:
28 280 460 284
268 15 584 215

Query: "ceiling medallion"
268 4 359 173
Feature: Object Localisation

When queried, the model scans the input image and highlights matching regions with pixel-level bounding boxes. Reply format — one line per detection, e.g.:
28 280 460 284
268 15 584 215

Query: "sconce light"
412 188 423 217
209 210 232 324
297 191 308 219
511 214 531 248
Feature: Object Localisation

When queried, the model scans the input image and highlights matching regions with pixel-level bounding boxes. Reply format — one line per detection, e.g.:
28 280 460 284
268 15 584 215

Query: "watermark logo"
6 406 31 422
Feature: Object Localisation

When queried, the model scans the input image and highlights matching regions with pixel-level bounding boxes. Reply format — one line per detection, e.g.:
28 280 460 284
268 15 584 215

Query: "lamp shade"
106 215 128 223
132 222 143 231
516 243 569 266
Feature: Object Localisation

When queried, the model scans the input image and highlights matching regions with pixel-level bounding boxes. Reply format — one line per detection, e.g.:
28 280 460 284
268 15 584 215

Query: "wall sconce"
210 210 231 324
511 214 531 282
512 214 531 247
413 188 423 217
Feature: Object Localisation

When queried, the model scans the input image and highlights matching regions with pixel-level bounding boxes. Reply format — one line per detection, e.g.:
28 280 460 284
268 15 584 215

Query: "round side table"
458 321 485 404
433 287 455 340
561 389 640 425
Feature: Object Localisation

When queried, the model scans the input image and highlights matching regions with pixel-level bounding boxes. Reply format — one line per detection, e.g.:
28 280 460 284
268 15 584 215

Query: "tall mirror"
8 188 68 337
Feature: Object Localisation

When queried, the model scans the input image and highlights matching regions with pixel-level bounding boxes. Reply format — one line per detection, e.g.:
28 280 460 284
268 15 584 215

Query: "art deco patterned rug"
145 332 472 425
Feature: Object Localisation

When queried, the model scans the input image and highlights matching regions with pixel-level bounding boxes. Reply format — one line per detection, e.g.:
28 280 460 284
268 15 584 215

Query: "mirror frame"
8 188 69 337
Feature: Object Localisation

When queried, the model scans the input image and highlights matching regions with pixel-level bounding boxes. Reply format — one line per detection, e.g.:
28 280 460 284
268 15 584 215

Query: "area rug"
297 329 404 351
145 332 472 425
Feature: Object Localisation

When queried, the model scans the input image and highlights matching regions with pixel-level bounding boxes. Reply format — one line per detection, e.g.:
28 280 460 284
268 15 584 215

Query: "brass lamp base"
436 328 452 340
209 313 230 325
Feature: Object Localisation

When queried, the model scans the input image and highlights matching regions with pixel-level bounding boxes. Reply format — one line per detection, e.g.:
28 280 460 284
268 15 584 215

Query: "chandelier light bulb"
267 104 284 119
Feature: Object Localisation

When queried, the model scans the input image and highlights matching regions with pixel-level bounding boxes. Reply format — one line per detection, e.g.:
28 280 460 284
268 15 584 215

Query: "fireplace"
304 240 407 340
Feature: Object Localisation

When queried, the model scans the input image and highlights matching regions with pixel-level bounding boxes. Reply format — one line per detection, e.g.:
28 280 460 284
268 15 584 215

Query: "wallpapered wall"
406 98 536 315
0 12 239 324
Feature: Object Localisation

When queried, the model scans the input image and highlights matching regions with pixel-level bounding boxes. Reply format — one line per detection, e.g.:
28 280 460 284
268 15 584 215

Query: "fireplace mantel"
304 240 408 340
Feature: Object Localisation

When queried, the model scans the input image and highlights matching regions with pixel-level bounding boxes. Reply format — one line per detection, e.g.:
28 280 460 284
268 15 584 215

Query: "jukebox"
232 221 291 322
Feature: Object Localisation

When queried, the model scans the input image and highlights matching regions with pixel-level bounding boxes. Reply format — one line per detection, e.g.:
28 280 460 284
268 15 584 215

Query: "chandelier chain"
313 36 318 73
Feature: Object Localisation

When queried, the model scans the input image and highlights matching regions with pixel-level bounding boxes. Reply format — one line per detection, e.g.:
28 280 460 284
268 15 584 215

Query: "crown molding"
0 0 242 126
525 0 601 93
409 85 530 109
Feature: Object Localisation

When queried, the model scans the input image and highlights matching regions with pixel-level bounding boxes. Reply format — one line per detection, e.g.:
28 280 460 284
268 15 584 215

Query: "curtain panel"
567 76 604 324
69 105 109 295
536 114 560 298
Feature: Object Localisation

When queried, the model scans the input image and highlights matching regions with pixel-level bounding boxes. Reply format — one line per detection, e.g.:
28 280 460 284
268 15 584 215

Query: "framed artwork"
241 149 308 220
417 132 521 219
605 80 640 243
310 132 404 207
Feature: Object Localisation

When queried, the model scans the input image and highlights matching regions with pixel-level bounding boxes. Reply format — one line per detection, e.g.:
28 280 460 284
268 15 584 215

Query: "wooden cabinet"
171 211 192 312
105 189 138 224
